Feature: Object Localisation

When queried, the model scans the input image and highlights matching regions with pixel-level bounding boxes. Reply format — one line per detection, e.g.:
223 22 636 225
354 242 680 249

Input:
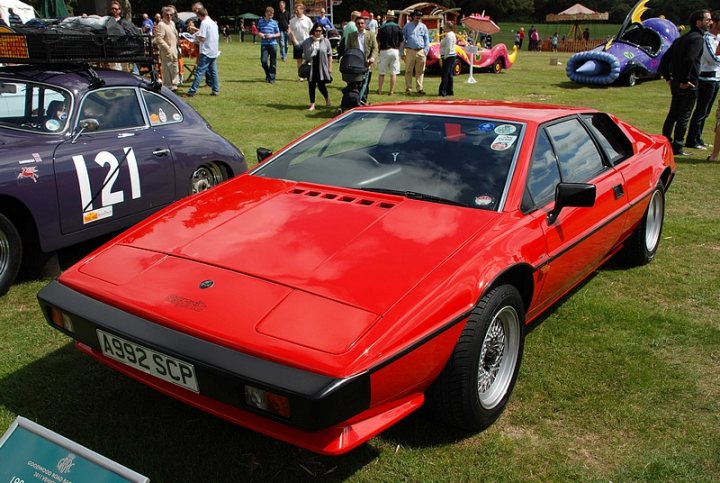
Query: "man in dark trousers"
276 0 291 62
662 9 712 156
685 10 720 150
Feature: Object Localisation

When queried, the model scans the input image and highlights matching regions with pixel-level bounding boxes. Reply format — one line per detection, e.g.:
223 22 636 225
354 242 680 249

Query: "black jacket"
665 26 705 86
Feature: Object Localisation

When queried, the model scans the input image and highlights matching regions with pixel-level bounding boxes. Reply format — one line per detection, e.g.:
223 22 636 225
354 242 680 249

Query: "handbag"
298 62 311 79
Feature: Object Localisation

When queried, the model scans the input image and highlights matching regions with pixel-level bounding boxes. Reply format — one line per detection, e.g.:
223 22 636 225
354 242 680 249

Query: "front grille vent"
290 188 395 209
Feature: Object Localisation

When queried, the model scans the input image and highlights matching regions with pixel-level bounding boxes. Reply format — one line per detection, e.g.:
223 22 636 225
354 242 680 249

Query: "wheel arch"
0 194 42 251
481 263 534 316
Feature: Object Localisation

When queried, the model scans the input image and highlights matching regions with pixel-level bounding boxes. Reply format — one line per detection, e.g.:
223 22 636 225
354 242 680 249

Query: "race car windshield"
253 111 523 211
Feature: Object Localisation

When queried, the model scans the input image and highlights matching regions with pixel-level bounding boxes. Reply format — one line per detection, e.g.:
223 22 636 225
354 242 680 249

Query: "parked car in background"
39 100 674 455
0 65 247 295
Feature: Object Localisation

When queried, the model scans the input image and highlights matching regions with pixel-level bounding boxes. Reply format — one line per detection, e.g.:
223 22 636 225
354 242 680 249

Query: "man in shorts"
288 2 313 77
376 10 403 95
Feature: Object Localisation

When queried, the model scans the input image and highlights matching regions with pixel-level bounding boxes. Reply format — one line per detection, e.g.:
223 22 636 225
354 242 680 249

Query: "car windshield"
0 80 71 133
253 111 522 211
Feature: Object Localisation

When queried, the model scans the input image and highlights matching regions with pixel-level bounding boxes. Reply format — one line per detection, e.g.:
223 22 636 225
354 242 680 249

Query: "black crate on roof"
0 29 153 64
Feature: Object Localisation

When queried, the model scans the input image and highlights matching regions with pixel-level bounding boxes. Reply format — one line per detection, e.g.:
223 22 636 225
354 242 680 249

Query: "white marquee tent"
1 0 37 24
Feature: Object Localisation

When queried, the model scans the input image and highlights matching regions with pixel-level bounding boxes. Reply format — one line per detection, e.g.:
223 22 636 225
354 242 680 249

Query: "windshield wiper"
359 187 465 207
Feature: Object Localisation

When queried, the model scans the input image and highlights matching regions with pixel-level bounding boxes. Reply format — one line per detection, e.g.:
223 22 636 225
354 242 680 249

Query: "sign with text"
0 417 149 483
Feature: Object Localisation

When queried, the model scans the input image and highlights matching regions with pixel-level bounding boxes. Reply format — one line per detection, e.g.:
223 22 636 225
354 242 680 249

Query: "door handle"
612 184 624 200
153 149 171 157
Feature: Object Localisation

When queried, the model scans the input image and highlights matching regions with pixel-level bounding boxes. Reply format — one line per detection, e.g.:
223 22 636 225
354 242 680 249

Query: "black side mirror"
547 182 596 225
71 118 100 144
256 147 273 163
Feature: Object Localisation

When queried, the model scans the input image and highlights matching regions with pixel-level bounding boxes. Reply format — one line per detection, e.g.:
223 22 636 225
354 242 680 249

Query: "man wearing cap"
376 10 403 95
401 10 430 95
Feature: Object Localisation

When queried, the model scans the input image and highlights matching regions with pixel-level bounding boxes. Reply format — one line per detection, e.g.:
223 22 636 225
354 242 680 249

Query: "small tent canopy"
239 13 261 20
546 3 609 22
546 3 609 40
1 0 36 24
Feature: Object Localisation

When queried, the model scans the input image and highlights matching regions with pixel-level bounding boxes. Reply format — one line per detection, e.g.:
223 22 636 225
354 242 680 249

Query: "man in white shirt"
367 12 378 34
288 2 313 73
185 7 220 96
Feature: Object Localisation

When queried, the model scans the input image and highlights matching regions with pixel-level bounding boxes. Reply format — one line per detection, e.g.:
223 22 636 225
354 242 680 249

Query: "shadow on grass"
0 346 378 481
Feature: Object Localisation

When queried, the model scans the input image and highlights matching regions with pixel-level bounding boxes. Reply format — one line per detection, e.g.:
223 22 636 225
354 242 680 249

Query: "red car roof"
354 99 596 124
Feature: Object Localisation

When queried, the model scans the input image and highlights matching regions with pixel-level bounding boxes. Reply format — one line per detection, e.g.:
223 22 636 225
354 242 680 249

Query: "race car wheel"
427 284 525 431
492 60 503 74
0 214 23 297
189 163 228 194
621 184 665 265
452 58 463 76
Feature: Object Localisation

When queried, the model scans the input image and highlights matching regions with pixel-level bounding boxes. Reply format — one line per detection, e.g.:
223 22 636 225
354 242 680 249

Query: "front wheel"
188 163 228 194
0 214 22 297
492 59 503 74
427 284 525 431
621 184 665 265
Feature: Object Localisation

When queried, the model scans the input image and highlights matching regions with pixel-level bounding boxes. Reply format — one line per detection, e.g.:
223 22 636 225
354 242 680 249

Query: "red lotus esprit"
38 101 675 455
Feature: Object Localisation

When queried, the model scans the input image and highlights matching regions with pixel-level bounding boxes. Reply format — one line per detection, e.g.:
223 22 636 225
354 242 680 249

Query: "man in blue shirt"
315 7 333 32
258 6 281 83
400 10 429 95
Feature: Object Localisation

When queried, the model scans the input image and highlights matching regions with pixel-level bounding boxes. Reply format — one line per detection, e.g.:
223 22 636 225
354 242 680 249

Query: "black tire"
492 59 503 74
427 285 525 431
452 58 463 76
625 71 638 87
188 163 228 194
0 214 23 297
621 185 665 265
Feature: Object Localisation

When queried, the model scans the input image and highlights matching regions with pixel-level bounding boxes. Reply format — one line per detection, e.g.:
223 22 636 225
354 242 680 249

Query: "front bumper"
37 281 372 435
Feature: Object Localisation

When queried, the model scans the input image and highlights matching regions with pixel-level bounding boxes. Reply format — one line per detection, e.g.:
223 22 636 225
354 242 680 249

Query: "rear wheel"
427 285 525 431
492 59 503 74
621 184 665 265
452 58 463 76
0 214 22 296
188 163 228 194
625 70 638 87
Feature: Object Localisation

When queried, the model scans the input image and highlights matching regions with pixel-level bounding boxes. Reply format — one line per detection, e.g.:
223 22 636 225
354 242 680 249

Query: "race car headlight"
49 307 75 334
244 385 291 418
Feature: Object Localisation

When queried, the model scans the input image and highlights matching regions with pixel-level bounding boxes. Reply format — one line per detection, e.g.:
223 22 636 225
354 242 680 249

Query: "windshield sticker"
478 122 495 132
158 108 167 123
150 113 160 124
494 124 517 135
173 113 182 121
17 166 39 183
474 195 494 207
491 135 517 151
44 119 61 132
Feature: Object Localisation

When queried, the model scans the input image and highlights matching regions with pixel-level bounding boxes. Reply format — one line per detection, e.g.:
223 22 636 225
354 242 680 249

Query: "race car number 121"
72 147 142 213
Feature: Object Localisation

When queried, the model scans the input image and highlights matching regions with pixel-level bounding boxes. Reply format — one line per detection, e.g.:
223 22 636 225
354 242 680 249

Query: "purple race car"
566 0 679 86
0 65 247 295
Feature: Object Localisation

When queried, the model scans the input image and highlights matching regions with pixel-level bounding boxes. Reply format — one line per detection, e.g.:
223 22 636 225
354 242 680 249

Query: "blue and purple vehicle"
566 0 679 86
0 64 247 295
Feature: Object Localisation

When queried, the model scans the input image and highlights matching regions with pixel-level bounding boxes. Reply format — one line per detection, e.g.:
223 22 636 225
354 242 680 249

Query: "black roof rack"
0 29 154 65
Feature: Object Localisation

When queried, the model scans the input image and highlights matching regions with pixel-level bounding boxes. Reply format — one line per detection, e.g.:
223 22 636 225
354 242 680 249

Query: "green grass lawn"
1 41 719 481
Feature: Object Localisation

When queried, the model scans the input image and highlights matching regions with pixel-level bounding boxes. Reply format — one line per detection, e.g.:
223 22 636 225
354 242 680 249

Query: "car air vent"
290 188 395 209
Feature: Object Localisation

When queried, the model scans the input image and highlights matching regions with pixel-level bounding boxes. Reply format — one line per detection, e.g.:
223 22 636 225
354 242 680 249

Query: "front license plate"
96 329 199 393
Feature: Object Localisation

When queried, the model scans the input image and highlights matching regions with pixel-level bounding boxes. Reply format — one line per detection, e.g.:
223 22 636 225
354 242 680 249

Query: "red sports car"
38 101 675 455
